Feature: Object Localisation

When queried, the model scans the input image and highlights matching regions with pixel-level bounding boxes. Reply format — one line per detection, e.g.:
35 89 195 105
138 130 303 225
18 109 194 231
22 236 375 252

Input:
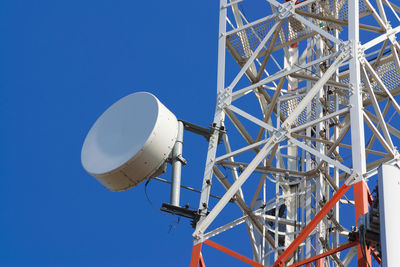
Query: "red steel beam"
372 250 381 265
273 182 352 267
204 240 264 267
354 181 372 266
286 241 358 267
199 253 206 267
190 243 203 267
366 185 374 206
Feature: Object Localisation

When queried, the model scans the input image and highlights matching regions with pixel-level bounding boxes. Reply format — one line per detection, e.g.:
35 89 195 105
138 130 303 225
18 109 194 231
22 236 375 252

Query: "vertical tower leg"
196 0 227 222
348 0 371 266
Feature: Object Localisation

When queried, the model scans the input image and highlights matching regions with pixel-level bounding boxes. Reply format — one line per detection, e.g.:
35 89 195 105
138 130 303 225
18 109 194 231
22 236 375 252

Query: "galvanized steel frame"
191 0 400 266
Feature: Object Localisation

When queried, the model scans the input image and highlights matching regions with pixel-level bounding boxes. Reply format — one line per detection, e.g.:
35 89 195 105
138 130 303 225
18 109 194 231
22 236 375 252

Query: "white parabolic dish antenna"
81 92 178 192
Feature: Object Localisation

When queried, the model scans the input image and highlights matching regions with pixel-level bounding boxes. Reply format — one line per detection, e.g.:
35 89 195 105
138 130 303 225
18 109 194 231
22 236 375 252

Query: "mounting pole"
170 120 184 207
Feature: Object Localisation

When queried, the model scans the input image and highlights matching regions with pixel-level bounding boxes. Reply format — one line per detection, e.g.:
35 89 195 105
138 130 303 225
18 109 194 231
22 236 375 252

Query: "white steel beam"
287 135 352 174
363 25 400 50
383 0 400 22
364 60 400 116
360 65 394 149
292 13 342 45
215 139 268 163
221 133 261 261
228 105 277 132
202 214 248 241
349 0 370 266
281 52 348 129
194 138 278 238
197 0 228 219
227 21 281 92
232 51 341 101
349 0 367 174
364 0 387 29
226 13 278 36
363 110 395 155
289 107 350 133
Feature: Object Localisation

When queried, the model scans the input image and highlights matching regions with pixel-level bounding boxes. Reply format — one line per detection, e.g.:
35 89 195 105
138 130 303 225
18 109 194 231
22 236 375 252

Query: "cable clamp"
344 171 364 186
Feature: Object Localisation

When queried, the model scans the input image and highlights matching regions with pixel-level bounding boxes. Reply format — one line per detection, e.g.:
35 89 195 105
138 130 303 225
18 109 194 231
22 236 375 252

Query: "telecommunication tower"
81 0 400 266
189 0 400 266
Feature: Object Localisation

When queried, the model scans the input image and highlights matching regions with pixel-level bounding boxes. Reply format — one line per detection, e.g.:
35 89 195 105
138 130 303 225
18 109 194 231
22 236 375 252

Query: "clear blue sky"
0 1 235 266
0 1 387 266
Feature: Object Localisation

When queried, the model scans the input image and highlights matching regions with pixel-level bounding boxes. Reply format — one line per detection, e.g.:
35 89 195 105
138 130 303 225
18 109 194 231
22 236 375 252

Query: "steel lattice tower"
189 0 400 266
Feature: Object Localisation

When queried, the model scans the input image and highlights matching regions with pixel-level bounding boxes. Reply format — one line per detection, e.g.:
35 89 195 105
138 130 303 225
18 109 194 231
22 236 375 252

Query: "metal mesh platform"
336 0 370 21
279 55 400 127
227 0 371 60
228 16 311 59
371 60 400 92
338 56 400 105
280 95 318 127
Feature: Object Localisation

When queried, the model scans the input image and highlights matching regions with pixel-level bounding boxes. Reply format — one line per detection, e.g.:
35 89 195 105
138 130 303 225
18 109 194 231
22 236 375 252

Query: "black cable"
359 225 371 267
364 227 371 267
144 178 181 233
294 62 322 79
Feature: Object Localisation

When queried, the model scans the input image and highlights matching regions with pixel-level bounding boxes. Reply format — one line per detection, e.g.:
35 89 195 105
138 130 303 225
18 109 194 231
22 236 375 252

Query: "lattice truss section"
278 55 400 126
282 54 400 120
192 0 400 266
338 54 400 104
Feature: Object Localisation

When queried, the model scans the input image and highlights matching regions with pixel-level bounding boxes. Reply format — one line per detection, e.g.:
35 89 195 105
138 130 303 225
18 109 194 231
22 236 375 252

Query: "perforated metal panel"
280 95 318 127
278 54 400 127
227 0 371 60
227 16 312 59
228 17 278 59
372 60 400 91
336 0 370 20
339 58 400 106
